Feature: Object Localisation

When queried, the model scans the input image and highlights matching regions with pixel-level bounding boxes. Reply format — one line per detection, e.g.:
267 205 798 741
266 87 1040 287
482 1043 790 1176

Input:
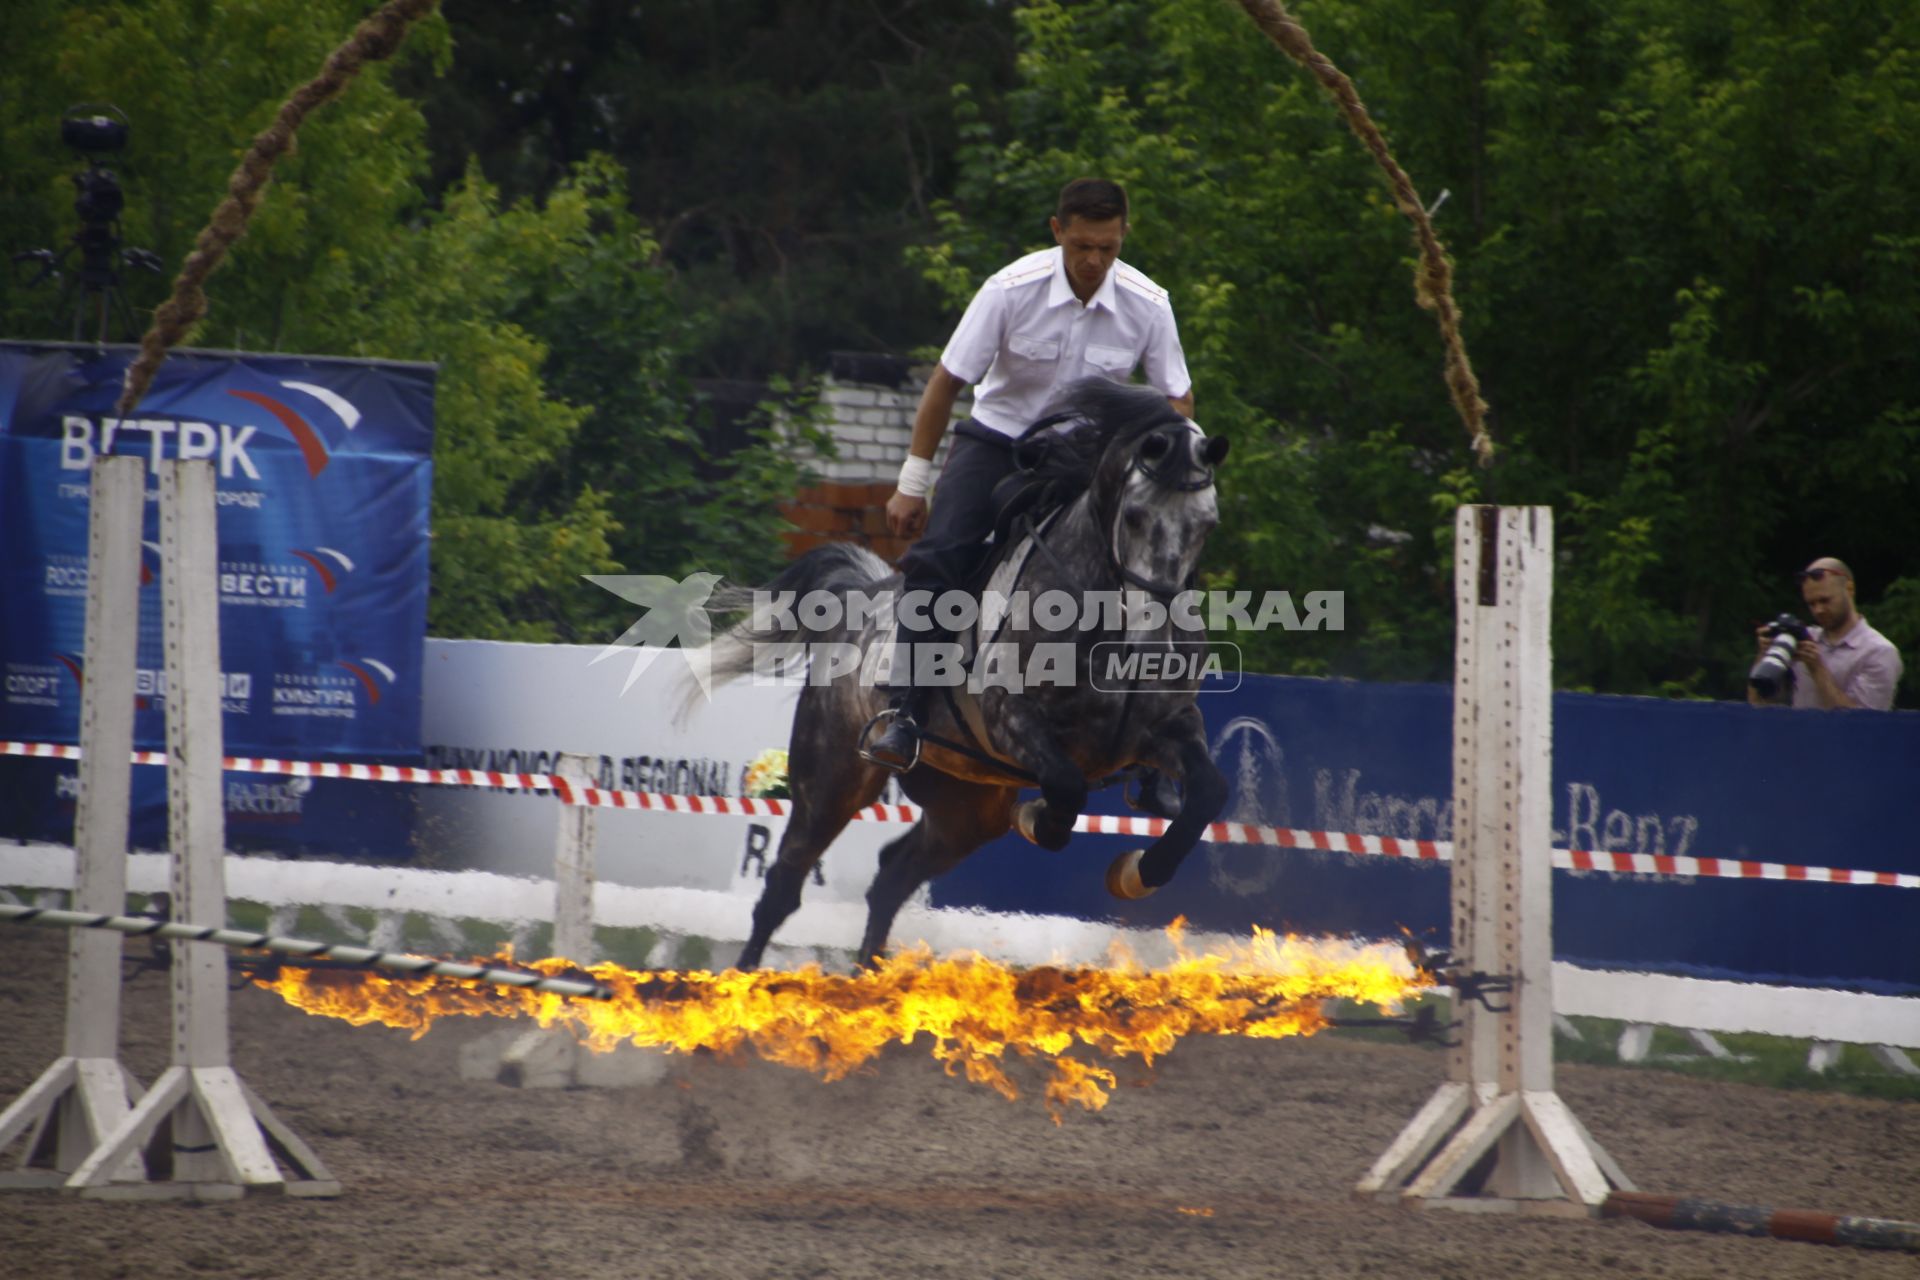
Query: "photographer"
1747 558 1904 710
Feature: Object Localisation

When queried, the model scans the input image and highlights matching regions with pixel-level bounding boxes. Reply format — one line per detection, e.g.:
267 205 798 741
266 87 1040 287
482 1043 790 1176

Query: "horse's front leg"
992 698 1087 851
1107 705 1227 899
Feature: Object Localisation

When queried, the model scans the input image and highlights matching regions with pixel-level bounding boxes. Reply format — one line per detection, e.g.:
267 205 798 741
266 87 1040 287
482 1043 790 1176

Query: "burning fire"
254 921 1426 1116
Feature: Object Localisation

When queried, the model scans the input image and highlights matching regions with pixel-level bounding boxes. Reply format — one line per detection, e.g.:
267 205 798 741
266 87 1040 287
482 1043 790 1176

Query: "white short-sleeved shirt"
939 246 1191 438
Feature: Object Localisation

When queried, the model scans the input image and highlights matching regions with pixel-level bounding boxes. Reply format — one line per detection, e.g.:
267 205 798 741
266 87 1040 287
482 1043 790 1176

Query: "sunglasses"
1797 568 1849 583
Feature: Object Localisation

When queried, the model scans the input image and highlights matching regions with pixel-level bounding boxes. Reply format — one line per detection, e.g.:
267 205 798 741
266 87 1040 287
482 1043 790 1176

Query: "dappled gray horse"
700 380 1230 967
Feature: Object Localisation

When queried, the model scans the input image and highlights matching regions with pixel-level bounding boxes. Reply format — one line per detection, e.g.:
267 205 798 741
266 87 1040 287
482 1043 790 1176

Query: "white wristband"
896 454 933 499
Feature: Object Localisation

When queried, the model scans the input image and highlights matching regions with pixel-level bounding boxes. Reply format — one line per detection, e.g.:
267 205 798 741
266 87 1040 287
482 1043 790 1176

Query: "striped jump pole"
0 905 613 1001
1357 506 1630 1214
1602 1191 1920 1253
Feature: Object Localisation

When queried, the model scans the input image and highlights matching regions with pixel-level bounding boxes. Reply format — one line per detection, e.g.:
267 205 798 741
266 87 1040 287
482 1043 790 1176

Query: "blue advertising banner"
931 674 1920 995
0 342 433 854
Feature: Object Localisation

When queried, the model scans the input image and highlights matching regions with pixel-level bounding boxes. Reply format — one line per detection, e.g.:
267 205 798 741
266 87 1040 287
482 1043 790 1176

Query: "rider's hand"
886 490 928 539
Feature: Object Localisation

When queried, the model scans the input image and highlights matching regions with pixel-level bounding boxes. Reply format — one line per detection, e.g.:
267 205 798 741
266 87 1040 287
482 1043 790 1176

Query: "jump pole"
61 459 340 1200
0 457 148 1189
1357 505 1630 1213
0 905 614 1000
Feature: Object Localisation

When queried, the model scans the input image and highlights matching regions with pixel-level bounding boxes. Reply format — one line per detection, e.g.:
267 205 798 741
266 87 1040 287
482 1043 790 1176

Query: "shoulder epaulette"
990 248 1058 291
1114 263 1170 305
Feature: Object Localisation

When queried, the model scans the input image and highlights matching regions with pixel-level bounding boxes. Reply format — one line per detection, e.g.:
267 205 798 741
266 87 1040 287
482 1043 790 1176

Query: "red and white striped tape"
6 740 1914 890
4 739 560 792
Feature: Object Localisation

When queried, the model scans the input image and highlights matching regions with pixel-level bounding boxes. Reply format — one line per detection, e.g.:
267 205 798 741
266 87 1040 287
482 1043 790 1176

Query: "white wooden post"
1357 505 1629 1214
0 457 147 1188
67 460 338 1200
551 752 596 966
496 753 600 1088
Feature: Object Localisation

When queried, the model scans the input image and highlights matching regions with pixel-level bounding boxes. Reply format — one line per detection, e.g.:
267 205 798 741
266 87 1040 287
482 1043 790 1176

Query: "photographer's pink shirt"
1791 616 1904 710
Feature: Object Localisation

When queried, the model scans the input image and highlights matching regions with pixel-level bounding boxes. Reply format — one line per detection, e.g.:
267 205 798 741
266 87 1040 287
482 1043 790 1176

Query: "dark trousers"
888 423 1018 694
898 423 1019 600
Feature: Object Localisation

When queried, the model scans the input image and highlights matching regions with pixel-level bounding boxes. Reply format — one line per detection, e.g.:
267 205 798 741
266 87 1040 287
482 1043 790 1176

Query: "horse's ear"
1140 432 1173 461
1199 435 1229 466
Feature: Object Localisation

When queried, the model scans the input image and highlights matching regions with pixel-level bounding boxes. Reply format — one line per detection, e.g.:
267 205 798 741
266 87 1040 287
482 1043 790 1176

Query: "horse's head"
1105 412 1227 596
1042 382 1227 598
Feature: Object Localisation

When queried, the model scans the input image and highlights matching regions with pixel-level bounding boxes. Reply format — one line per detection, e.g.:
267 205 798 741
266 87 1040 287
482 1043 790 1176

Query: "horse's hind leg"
857 774 1016 965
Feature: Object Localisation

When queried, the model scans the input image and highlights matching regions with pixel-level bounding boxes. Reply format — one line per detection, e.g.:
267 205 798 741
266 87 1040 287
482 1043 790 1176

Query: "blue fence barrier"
931 674 1920 996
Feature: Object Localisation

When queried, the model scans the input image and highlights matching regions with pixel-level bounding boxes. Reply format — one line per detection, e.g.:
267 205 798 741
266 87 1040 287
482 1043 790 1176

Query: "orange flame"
253 921 1426 1117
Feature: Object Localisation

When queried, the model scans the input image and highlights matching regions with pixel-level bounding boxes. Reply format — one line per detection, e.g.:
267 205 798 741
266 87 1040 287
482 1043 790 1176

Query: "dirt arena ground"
3 927 1916 1280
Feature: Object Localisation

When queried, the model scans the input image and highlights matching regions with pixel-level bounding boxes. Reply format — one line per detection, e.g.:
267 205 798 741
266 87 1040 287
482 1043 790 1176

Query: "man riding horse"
865 178 1195 773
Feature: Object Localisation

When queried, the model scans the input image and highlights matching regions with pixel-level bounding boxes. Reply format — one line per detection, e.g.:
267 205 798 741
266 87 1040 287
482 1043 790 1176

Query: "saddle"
978 418 1090 589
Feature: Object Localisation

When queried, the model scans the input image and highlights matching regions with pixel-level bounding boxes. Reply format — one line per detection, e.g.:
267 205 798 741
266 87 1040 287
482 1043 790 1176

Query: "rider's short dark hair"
1055 178 1129 227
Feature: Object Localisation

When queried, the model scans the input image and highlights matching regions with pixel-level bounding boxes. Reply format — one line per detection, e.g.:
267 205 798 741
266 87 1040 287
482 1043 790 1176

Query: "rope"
115 0 441 417
1234 0 1495 468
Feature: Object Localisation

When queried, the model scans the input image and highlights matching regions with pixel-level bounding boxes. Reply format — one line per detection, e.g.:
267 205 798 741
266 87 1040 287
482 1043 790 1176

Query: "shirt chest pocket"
1008 333 1060 363
1085 342 1136 374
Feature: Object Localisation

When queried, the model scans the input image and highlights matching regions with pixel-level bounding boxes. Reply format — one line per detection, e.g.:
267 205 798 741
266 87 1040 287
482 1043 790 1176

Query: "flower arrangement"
743 747 790 799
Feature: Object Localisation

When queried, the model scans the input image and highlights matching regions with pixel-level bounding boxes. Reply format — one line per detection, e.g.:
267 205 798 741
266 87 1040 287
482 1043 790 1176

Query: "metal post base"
0 1056 145 1188
66 1065 340 1199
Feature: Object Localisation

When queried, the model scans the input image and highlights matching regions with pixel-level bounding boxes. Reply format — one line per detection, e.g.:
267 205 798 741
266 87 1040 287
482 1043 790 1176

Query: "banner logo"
337 657 397 706
226 380 361 478
288 546 356 593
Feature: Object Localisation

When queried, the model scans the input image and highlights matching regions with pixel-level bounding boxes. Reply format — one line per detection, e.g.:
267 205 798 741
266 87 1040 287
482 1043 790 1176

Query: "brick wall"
779 365 969 565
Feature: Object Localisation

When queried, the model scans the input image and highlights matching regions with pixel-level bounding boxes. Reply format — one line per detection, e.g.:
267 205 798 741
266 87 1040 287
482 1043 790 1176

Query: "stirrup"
858 706 922 773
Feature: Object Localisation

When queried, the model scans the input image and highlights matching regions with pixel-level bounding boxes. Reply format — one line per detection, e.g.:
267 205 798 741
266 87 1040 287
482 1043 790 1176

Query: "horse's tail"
676 543 895 718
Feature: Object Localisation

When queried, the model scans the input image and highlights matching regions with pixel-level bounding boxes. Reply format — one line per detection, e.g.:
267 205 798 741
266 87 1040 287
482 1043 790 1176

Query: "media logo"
586 573 723 697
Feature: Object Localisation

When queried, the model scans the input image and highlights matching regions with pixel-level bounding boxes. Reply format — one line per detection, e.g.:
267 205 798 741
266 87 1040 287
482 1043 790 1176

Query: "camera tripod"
13 211 162 345
13 106 162 345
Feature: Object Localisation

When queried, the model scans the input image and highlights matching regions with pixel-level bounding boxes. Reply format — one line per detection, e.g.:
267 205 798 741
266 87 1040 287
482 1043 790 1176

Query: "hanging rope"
115 0 441 418
1234 0 1495 468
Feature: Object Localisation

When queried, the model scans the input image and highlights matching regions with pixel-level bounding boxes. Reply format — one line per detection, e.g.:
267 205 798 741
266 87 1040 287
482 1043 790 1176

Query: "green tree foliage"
1 0 809 641
918 0 1920 700
392 0 1019 377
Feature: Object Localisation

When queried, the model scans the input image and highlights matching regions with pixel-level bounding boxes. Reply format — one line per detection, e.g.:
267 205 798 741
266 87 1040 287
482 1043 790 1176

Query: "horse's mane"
997 378 1190 533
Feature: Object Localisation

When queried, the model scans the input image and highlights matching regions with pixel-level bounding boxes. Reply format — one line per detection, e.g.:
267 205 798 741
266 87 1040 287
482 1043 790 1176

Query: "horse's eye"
1140 433 1172 461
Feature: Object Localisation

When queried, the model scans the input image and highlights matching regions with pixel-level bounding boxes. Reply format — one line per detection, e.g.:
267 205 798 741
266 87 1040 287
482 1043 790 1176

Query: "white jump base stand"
1357 505 1629 1214
0 459 337 1199
0 459 148 1188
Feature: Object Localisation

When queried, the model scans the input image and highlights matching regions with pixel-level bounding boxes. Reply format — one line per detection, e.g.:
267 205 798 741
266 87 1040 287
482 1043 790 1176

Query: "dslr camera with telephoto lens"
1748 613 1812 700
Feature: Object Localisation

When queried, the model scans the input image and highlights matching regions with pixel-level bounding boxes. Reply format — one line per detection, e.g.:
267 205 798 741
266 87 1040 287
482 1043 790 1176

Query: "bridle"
1108 425 1216 600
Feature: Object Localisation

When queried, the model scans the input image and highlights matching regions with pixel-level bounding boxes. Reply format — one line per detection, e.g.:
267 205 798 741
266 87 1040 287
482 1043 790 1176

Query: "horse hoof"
1014 797 1047 845
1106 849 1154 900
